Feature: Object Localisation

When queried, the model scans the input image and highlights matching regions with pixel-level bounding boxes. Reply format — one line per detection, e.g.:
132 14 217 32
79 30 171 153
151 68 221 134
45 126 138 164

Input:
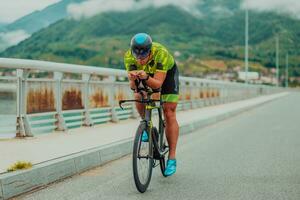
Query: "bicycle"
119 79 169 193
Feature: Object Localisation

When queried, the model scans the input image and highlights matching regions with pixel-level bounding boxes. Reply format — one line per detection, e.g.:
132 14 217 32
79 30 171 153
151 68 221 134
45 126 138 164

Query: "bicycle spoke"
136 139 151 185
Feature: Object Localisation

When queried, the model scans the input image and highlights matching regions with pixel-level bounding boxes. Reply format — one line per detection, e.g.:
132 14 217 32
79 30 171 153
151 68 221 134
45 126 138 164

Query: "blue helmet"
130 33 152 59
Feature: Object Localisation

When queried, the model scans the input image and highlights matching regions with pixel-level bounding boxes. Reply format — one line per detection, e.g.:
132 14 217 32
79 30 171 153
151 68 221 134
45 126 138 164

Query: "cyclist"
124 33 179 176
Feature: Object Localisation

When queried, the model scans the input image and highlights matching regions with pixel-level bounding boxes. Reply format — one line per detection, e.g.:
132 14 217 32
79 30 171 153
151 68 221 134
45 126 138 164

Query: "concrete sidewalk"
0 92 289 200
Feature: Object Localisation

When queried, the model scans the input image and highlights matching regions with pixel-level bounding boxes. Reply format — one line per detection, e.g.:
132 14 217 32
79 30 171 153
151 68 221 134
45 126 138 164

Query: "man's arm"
137 70 166 89
128 71 138 91
129 80 137 90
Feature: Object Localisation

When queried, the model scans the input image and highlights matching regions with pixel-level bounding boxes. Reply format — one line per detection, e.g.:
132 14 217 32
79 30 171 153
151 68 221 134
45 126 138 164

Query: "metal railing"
0 58 282 138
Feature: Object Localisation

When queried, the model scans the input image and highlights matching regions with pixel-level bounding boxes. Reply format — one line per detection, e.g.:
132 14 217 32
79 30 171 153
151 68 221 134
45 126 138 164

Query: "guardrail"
0 58 282 138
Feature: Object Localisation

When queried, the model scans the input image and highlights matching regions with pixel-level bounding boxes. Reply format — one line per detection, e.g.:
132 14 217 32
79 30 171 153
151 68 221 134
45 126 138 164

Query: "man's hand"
128 71 138 81
136 70 149 80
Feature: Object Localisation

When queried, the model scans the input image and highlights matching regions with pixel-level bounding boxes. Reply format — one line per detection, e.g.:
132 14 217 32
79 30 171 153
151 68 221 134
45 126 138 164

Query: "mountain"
1 3 300 84
1 6 209 67
1 0 84 34
0 23 6 29
0 0 84 52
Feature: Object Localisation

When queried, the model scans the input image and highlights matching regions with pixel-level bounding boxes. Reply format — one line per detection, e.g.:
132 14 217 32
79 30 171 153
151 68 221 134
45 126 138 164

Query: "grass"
7 161 33 172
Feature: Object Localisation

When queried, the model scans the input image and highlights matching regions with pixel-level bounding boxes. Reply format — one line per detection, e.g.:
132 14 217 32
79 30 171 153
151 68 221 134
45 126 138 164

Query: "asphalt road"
15 93 300 200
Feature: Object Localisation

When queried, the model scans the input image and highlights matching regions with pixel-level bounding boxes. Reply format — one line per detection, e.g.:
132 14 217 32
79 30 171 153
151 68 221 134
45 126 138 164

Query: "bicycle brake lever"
119 100 125 110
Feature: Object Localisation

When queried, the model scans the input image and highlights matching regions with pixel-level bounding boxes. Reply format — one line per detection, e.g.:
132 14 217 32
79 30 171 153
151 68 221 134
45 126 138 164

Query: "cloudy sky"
67 0 201 20
242 0 300 18
67 0 300 20
0 0 61 23
0 0 300 24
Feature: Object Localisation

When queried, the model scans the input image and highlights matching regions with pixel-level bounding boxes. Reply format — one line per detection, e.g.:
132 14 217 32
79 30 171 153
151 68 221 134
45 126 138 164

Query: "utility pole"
245 8 249 84
285 54 289 88
276 36 279 87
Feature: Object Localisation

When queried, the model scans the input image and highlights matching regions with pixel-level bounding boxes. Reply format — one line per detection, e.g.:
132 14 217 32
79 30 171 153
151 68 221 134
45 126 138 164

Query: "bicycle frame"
119 80 168 160
121 80 170 192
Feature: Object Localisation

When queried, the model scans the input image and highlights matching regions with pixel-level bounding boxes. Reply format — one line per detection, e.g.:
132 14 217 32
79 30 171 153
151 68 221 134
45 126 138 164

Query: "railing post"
108 76 119 123
215 83 221 105
205 83 210 106
82 74 93 126
221 84 225 103
211 84 216 105
227 84 230 102
188 82 192 109
54 72 67 131
199 82 204 107
229 85 233 102
223 84 227 103
191 82 197 109
181 80 188 111
193 82 199 108
16 69 32 137
218 84 222 104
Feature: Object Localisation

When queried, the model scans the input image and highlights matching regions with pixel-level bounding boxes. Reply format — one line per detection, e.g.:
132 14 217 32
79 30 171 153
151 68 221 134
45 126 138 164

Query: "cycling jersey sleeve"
155 49 169 73
124 50 137 71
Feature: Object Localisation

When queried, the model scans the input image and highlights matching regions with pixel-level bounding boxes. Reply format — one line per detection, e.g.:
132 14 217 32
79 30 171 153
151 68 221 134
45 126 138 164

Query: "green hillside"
1 0 84 34
1 4 300 85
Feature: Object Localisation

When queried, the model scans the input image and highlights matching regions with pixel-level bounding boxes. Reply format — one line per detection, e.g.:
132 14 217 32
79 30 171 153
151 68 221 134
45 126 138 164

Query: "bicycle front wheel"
132 123 153 193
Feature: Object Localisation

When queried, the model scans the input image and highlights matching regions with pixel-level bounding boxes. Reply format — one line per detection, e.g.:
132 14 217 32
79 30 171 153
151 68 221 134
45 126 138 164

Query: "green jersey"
124 42 174 74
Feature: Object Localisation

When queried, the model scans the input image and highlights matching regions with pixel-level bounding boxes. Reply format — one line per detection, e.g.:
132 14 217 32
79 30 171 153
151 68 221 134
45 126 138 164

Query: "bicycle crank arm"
159 148 169 157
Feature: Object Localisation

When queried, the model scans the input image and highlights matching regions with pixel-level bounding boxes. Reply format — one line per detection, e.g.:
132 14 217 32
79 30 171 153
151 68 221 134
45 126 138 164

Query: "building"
238 71 259 83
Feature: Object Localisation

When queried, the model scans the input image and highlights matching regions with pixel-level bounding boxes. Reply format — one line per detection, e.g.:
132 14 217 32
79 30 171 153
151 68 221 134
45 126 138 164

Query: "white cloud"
241 0 300 19
0 30 30 46
67 0 135 20
211 6 233 16
0 0 61 23
67 0 201 20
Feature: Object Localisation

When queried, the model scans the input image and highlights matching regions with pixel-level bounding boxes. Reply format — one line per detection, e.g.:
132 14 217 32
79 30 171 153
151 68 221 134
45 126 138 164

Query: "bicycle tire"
132 123 153 193
152 127 168 177
159 138 168 177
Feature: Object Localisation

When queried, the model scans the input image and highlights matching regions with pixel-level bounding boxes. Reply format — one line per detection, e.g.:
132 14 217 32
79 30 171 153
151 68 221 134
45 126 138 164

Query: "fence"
0 58 282 138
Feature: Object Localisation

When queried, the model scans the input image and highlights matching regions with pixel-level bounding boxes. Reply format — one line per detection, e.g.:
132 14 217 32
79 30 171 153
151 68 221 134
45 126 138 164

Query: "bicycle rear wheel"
153 127 168 177
159 137 168 177
132 123 153 193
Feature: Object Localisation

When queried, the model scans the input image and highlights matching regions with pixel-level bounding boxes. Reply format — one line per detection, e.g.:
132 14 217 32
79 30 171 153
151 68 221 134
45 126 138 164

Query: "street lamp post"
245 8 249 84
276 36 279 87
286 54 289 88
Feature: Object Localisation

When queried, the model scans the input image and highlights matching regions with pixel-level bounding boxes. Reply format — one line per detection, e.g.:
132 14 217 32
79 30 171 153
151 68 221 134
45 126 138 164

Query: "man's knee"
163 103 177 119
134 93 141 100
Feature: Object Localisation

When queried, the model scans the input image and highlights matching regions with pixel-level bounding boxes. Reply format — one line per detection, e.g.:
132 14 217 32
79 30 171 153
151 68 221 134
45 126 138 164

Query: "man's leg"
134 92 149 142
163 102 179 159
134 92 159 118
134 93 145 118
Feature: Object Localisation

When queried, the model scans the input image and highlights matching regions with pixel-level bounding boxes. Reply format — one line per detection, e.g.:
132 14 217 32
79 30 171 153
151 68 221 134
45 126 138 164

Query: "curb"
0 139 133 200
0 93 287 199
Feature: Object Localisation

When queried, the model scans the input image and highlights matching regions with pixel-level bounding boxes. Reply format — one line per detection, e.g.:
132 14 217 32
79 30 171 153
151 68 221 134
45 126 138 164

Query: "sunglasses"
132 48 151 59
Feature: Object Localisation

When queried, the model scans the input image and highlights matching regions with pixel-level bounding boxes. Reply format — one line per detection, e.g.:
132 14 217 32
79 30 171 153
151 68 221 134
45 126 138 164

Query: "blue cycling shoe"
141 130 149 142
164 159 177 176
